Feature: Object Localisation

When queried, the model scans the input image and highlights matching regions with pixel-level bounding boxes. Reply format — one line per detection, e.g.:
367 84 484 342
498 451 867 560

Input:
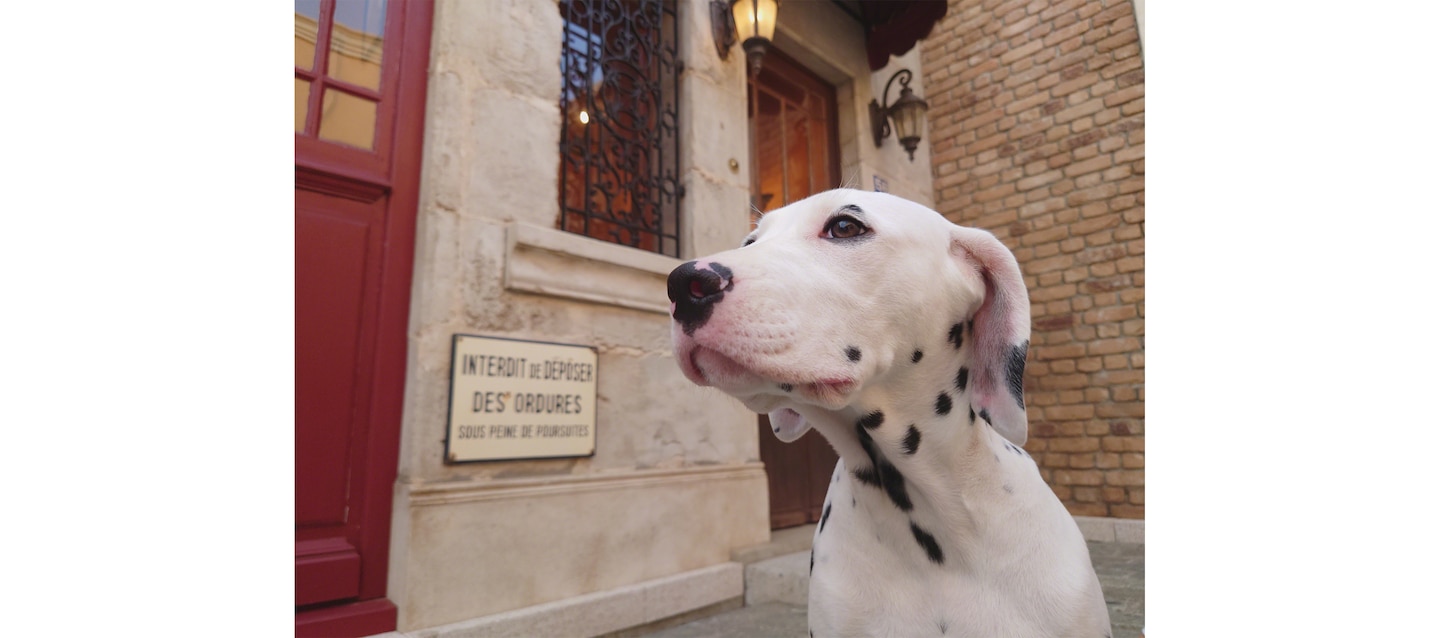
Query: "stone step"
635 602 807 638
743 550 810 607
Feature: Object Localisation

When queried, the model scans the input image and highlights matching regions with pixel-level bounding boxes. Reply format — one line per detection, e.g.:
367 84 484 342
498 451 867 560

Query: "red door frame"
295 1 433 635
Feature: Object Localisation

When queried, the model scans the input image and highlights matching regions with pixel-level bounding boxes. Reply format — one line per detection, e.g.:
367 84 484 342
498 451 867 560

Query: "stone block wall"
921 0 1144 518
387 0 769 630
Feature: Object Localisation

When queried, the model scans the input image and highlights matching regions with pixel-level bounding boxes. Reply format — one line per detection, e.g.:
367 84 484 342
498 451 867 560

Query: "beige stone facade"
385 0 940 633
921 0 1145 518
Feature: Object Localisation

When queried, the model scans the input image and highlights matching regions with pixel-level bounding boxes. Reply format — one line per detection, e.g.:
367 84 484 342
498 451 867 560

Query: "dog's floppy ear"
950 226 1031 447
768 408 810 443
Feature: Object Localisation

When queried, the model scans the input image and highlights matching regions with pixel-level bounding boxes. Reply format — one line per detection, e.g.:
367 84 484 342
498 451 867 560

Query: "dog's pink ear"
950 226 1031 447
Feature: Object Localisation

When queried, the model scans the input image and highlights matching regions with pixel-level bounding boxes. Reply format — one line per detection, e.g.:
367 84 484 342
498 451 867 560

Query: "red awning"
844 0 949 71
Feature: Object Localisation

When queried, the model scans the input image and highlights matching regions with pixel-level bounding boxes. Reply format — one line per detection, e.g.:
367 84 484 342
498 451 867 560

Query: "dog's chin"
679 345 856 411
685 346 767 391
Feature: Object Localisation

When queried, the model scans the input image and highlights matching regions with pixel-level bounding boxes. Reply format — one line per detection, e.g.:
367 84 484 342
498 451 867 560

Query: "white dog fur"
667 189 1111 637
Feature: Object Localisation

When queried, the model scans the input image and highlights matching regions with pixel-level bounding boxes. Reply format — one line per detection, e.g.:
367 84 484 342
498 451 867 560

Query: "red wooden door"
748 49 842 529
294 1 432 635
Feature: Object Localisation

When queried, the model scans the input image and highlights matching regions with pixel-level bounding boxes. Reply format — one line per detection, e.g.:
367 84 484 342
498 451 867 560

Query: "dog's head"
666 189 1031 445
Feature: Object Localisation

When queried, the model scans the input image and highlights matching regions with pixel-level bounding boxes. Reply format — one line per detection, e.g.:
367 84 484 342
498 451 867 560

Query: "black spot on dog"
910 522 945 564
1005 341 1029 407
935 392 952 416
855 420 913 512
955 366 969 392
878 460 913 511
779 383 793 392
1003 484 1014 494
858 410 885 430
846 426 881 486
938 619 949 635
852 466 881 487
810 550 814 575
846 346 862 362
979 408 992 426
948 323 964 349
912 349 923 363
969 407 976 425
902 425 921 455
856 422 880 468
820 502 832 533
773 427 780 433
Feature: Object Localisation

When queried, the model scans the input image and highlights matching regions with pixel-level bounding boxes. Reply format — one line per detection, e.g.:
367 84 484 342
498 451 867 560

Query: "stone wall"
921 0 1145 518
387 0 769 630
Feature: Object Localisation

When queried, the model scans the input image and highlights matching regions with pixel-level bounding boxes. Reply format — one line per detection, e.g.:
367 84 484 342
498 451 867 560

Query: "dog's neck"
794 336 1035 546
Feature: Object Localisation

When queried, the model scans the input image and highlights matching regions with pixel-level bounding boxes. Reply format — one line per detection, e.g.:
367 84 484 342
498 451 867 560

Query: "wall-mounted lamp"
869 68 930 162
711 0 779 77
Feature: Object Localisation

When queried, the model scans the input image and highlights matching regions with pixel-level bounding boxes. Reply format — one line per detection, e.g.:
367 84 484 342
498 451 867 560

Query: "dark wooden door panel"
749 48 841 529
758 415 838 529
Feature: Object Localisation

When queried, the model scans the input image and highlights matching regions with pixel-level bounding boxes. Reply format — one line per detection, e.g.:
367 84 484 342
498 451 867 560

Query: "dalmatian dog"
667 189 1110 637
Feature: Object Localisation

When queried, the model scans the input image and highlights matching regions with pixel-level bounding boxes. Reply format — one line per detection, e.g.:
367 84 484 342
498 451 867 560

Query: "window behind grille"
558 0 683 257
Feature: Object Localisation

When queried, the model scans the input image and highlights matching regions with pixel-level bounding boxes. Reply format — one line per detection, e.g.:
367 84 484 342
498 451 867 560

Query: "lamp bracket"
710 0 737 61
870 69 913 148
869 99 889 148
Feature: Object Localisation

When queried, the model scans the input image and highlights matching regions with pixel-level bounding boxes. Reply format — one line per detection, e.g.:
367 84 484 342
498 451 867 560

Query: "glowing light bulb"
579 110 590 124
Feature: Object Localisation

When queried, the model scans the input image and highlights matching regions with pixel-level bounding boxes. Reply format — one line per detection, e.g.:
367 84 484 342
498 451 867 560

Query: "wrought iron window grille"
559 0 684 258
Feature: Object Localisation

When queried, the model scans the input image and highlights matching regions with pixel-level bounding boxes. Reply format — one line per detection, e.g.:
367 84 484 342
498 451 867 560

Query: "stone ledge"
504 222 682 315
405 463 767 508
1074 515 1145 543
399 562 744 638
730 524 815 565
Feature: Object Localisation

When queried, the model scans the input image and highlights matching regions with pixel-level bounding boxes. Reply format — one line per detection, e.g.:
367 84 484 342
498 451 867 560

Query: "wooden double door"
747 49 843 529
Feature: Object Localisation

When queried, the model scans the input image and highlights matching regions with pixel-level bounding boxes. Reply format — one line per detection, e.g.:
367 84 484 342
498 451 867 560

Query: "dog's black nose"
667 261 733 331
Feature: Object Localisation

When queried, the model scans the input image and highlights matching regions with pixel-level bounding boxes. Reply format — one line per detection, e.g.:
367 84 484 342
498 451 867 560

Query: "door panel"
295 538 362 606
748 48 841 529
758 414 838 529
295 200 376 527
295 188 387 606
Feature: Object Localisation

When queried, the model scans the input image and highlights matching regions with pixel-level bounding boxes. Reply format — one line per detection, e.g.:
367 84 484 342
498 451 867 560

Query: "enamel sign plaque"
445 334 597 463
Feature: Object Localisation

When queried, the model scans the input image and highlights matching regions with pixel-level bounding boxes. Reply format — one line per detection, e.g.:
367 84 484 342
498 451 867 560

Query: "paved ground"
1088 541 1145 637
644 541 1144 637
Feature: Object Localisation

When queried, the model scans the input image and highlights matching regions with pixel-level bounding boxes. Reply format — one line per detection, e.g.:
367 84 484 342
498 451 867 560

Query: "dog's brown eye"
825 216 867 239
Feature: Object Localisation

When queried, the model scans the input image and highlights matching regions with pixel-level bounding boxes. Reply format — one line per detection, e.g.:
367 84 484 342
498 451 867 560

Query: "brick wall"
921 0 1144 518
